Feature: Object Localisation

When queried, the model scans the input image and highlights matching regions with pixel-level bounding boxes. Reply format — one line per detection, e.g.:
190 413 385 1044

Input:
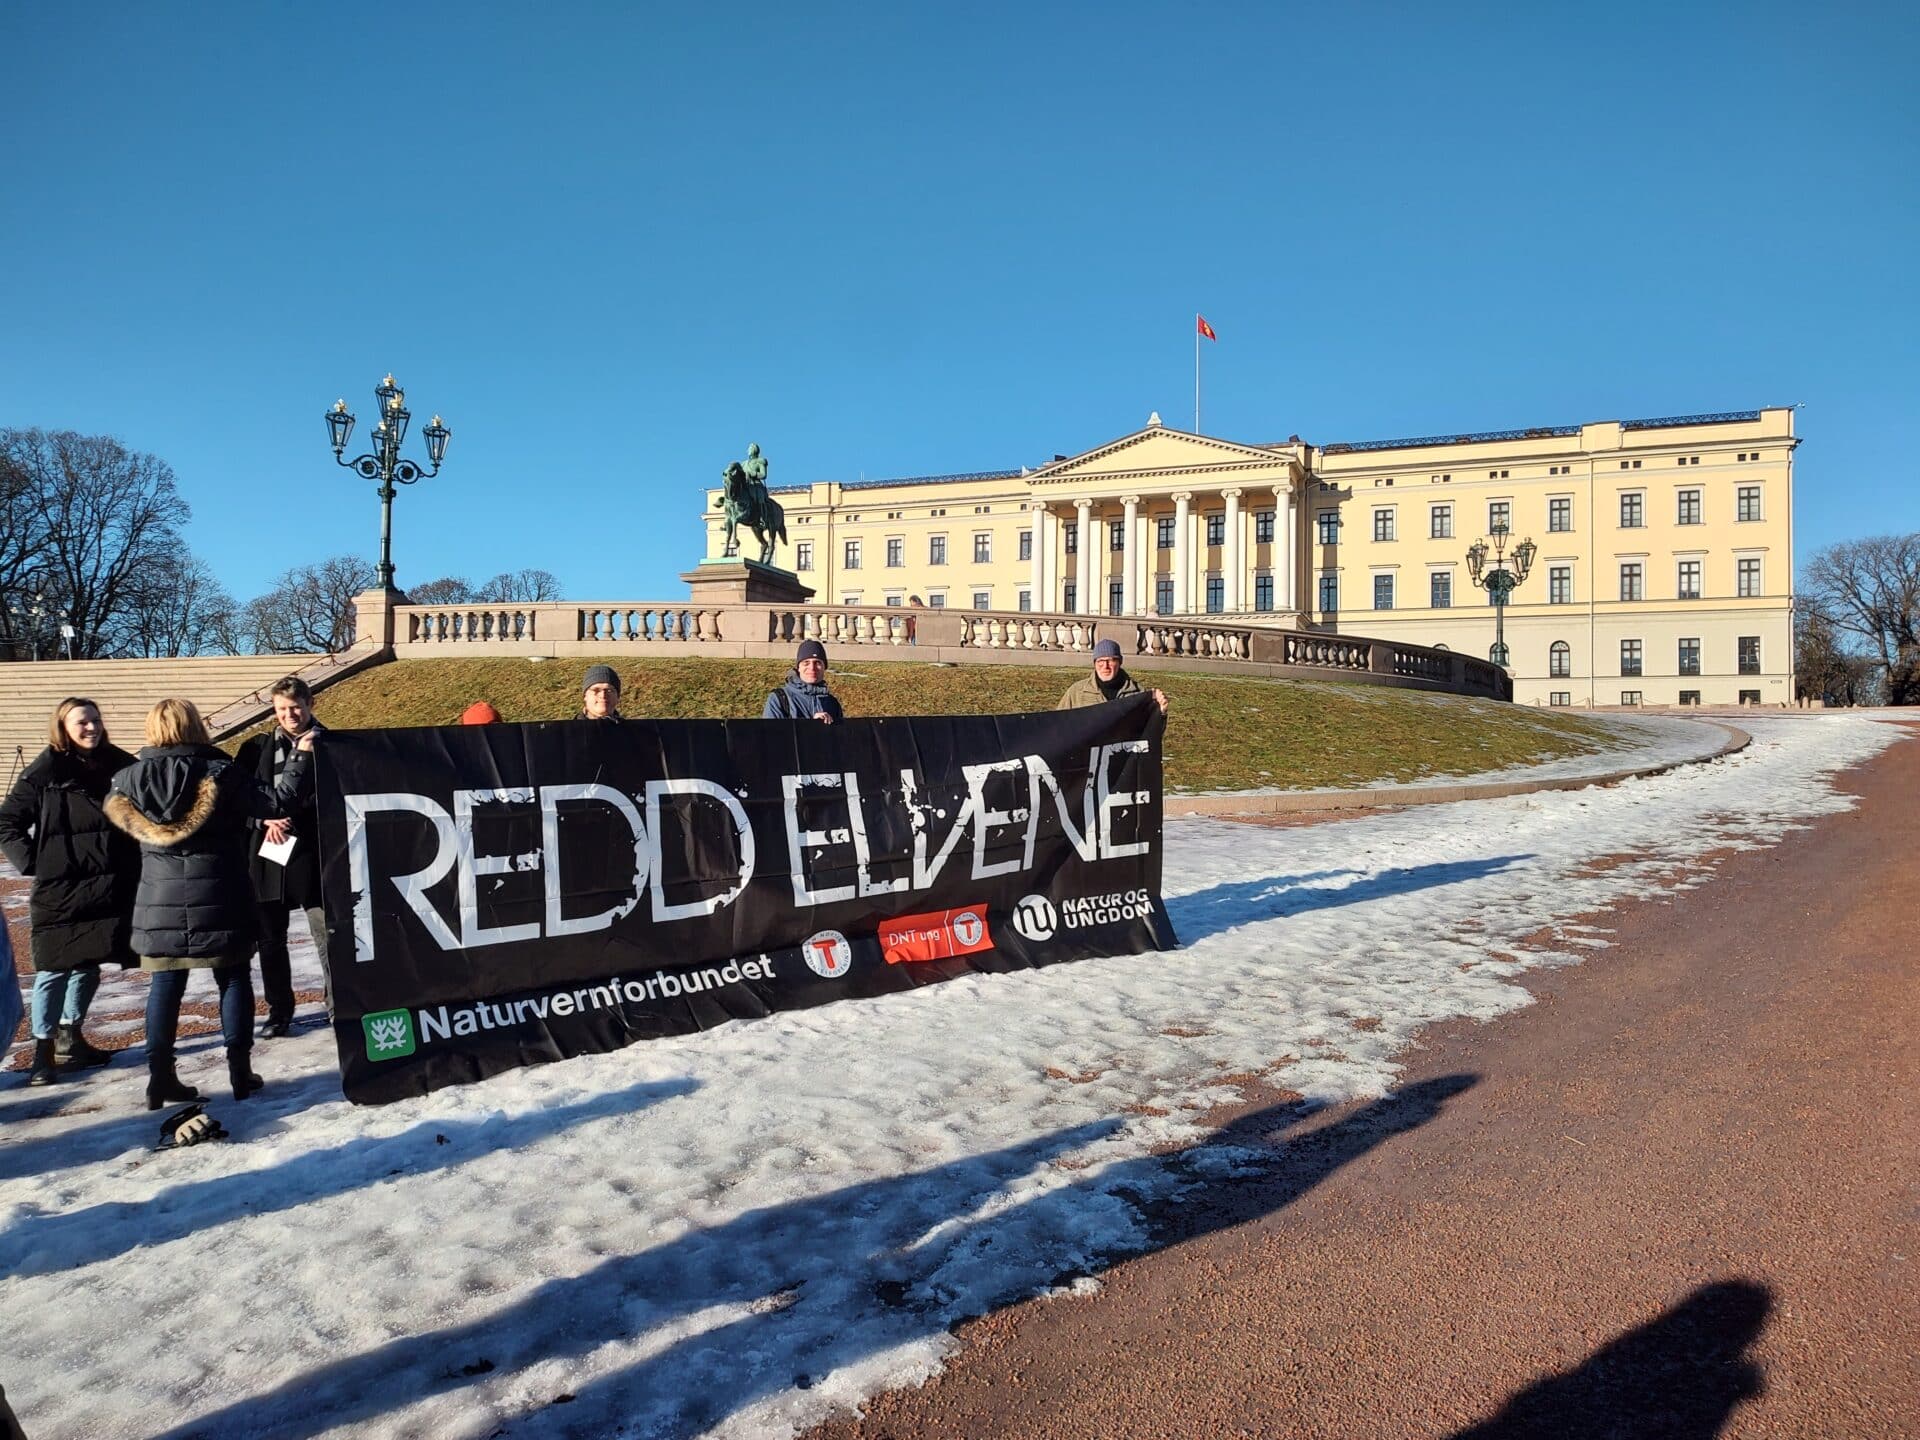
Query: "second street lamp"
326 373 451 592
1465 522 1536 669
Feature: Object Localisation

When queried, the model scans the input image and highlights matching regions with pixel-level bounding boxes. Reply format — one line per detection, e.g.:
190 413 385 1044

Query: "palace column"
1222 487 1244 612
1281 489 1298 617
1028 502 1045 610
1074 498 1093 615
1120 495 1140 616
1172 491 1192 614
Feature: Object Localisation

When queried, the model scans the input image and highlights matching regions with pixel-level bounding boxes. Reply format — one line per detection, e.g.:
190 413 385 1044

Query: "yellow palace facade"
704 406 1797 707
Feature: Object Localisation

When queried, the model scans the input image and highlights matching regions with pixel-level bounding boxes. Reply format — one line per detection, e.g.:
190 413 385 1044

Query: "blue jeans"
145 966 253 1064
30 968 101 1041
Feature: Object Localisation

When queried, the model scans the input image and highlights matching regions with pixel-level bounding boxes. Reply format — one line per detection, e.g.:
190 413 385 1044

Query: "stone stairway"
0 656 314 786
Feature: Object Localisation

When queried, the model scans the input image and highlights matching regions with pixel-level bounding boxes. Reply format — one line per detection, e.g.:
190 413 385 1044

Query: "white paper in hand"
259 833 298 867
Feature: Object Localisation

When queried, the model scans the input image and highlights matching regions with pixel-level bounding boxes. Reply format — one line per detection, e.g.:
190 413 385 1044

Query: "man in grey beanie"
1058 637 1169 713
762 640 844 723
580 664 623 722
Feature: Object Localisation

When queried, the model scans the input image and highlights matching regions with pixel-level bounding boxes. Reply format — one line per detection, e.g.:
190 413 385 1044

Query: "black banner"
316 697 1175 1103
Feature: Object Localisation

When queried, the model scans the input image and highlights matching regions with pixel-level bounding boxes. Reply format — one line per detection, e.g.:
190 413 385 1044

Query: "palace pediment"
1027 426 1297 490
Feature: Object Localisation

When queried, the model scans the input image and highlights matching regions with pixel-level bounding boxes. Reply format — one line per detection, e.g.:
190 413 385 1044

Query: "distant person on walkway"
234 677 328 1039
581 665 623 722
0 697 140 1085
105 699 311 1110
460 700 502 725
1057 638 1169 714
762 640 844 723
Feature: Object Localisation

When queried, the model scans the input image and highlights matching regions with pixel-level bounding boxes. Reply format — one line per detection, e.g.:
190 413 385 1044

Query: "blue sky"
3 2 1914 604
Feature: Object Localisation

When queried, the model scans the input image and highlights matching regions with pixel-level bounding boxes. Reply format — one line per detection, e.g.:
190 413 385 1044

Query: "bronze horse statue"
720 459 787 565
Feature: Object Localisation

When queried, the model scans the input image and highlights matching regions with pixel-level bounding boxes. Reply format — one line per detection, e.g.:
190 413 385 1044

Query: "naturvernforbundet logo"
878 906 995 965
363 1008 417 1061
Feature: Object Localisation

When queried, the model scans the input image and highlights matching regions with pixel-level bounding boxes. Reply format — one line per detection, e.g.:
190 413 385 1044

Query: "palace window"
1109 520 1125 552
1549 566 1572 604
1548 498 1572 532
1157 517 1175 549
927 593 945 608
972 590 991 610
1620 563 1644 602
1109 580 1125 615
1678 559 1702 599
1550 641 1571 678
1373 508 1396 542
1739 636 1761 674
1254 574 1273 611
1620 639 1643 677
929 535 947 566
1018 590 1032 612
1018 531 1032 562
1431 571 1452 608
1316 511 1340 545
1679 690 1701 706
1737 557 1762 597
1550 692 1572 707
1207 513 1226 547
1737 486 1762 522
1064 521 1079 553
1431 505 1453 539
1062 583 1076 612
973 532 992 564
1739 689 1761 704
1620 493 1644 528
843 539 862 570
1373 574 1394 610
795 541 813 572
1255 510 1275 544
1489 501 1511 533
885 538 903 568
1678 489 1702 525
1679 638 1701 676
1621 691 1643 706
1156 578 1174 614
1205 576 1224 613
1318 574 1339 612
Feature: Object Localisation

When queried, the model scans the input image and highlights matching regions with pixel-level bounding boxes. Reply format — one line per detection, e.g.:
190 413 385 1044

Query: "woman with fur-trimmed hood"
105 698 312 1110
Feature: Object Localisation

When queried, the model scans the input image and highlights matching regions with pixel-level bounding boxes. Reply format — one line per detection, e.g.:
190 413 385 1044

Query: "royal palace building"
704 406 1797 707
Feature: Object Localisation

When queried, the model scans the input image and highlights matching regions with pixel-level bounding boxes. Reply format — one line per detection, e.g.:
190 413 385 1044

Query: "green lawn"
291 655 1622 793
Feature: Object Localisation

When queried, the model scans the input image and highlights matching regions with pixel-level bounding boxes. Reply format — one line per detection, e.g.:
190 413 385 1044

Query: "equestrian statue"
720 442 787 565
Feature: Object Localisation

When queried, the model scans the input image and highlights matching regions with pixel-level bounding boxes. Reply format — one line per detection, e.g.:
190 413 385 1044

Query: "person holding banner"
104 699 313 1110
580 665 624 723
762 639 844 723
1058 638 1169 714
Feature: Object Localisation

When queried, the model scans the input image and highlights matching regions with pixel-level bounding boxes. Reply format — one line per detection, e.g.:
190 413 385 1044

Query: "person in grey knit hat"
762 639 844 723
1057 637 1169 713
580 664 623 722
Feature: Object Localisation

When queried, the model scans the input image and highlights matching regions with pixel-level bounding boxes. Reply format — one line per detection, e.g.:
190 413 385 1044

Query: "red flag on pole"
1196 315 1217 341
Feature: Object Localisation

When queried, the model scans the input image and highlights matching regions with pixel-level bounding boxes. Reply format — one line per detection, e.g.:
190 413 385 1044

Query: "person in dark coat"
0 697 140 1085
1057 638 1170 714
233 676 328 1039
580 664 623 722
104 698 311 1110
762 640 845 723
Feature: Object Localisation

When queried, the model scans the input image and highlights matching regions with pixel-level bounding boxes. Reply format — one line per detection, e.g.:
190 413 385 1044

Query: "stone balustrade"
374 594 1510 700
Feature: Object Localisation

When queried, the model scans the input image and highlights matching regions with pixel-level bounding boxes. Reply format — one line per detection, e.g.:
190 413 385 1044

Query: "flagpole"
1194 315 1201 434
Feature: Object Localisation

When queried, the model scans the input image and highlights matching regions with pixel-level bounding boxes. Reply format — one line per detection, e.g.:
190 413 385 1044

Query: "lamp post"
7 594 46 661
325 374 451 592
1465 523 1536 669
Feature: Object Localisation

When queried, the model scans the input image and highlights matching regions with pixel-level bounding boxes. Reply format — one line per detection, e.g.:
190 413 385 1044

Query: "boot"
229 1054 264 1101
28 1038 59 1087
57 1023 116 1070
146 1056 201 1111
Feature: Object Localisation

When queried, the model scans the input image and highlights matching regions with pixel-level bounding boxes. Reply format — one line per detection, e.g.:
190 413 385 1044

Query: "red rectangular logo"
878 906 995 965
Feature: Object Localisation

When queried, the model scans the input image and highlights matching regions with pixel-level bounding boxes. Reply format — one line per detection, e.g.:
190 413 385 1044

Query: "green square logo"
362 1008 416 1061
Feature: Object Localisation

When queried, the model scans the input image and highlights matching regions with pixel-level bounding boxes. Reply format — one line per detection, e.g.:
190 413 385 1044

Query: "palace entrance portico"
1022 420 1306 623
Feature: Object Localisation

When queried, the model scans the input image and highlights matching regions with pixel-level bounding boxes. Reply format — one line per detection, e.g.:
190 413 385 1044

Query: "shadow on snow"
1169 856 1534 945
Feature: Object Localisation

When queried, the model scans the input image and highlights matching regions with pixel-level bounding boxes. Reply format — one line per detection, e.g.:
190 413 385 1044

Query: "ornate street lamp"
1465 523 1536 668
325 374 451 591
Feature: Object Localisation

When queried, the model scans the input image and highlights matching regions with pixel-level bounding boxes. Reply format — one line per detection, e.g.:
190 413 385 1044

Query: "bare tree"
0 428 187 659
406 576 475 606
1794 602 1881 707
477 568 564 603
242 555 378 654
1801 534 1920 705
110 553 239 658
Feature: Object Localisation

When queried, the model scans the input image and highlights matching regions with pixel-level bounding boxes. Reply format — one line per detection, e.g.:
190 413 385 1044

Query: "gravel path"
809 722 1920 1440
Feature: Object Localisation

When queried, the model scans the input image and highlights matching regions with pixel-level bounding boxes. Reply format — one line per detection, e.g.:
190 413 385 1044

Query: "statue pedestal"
681 559 815 607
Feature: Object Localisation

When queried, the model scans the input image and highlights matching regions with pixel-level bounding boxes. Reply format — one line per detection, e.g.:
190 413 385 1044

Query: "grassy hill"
290 655 1624 793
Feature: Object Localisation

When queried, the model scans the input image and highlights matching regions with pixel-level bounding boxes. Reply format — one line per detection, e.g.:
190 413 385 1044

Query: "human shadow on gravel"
0 1076 698 1277
1171 856 1533 944
1448 1279 1771 1439
149 1074 1476 1440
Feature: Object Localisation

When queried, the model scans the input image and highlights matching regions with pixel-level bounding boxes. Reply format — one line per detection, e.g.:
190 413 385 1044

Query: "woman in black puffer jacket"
0 697 141 1086
104 698 312 1109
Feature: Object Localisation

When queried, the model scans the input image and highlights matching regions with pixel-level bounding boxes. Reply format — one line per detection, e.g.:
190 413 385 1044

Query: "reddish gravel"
810 722 1920 1440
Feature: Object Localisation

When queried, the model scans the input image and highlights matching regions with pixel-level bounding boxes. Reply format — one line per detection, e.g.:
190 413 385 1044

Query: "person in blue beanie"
762 640 845 724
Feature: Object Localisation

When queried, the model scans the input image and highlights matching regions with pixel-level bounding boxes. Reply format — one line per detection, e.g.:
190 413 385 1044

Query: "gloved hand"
158 1103 229 1149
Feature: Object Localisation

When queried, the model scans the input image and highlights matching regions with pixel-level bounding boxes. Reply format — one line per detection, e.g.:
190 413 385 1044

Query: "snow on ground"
0 715 1907 1440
